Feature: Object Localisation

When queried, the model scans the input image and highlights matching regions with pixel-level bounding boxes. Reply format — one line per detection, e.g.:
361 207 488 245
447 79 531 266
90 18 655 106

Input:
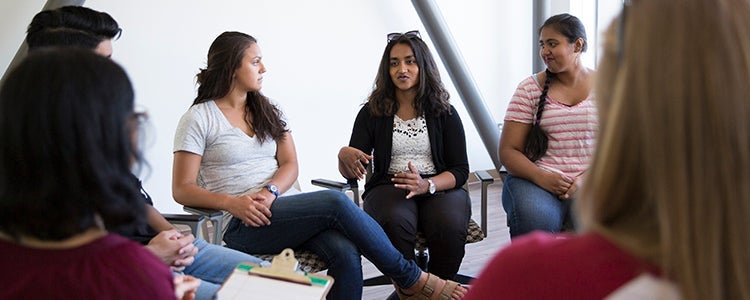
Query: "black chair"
311 169 494 285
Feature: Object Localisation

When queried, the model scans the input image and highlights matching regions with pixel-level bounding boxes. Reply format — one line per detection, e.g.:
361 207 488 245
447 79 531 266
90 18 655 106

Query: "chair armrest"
183 206 223 218
162 213 203 236
311 178 351 191
311 178 361 207
181 206 224 245
162 213 203 222
475 170 494 183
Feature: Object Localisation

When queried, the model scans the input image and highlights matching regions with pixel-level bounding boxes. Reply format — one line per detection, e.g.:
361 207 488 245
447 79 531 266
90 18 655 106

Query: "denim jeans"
502 174 574 239
182 238 265 300
222 190 422 300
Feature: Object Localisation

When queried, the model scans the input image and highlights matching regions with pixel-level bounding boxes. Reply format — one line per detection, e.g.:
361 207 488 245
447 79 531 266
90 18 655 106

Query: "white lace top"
388 115 437 175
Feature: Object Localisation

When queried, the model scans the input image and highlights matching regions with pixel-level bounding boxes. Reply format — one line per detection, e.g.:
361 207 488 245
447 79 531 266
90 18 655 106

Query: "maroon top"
1 233 174 299
465 231 660 300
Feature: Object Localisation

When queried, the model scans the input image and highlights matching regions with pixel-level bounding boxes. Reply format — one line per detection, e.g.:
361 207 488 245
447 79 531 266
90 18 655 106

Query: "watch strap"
265 184 279 199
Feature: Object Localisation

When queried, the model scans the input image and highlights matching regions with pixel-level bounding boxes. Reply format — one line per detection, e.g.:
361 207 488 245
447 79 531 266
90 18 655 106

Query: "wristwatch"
427 179 436 194
265 184 279 199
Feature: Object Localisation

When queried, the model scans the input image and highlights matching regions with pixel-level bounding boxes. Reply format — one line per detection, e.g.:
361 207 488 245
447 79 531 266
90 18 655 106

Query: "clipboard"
216 248 334 299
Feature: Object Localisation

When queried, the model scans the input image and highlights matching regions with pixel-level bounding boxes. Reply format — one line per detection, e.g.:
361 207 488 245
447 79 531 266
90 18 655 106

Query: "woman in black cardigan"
338 30 471 281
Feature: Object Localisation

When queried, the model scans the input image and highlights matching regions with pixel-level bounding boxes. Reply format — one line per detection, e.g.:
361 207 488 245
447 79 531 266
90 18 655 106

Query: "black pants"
363 184 471 280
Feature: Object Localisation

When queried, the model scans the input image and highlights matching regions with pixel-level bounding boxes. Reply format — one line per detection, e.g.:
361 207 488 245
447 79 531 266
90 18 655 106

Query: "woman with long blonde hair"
466 0 750 299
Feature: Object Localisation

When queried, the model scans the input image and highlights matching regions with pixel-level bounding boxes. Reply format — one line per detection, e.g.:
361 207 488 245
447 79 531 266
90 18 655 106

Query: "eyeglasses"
387 30 421 43
131 111 149 125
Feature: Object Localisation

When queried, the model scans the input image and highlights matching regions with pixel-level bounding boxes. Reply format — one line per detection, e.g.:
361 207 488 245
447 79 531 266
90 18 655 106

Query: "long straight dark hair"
194 31 286 144
367 32 450 117
0 49 144 241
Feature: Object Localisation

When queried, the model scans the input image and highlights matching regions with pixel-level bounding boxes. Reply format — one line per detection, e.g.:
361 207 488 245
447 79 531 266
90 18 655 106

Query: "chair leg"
415 249 429 270
209 215 224 245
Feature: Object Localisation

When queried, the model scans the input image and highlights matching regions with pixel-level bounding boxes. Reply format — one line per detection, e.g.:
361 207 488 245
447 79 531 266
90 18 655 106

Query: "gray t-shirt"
173 100 278 197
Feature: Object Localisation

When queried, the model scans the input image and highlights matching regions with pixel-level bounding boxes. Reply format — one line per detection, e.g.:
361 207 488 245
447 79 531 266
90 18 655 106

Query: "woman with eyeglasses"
337 30 471 283
173 31 467 300
499 13 597 239
466 0 750 299
0 49 184 299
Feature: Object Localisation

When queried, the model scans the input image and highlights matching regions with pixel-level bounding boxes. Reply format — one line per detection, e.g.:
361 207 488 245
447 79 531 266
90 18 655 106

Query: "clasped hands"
538 170 582 200
146 229 198 272
145 230 201 300
227 192 274 227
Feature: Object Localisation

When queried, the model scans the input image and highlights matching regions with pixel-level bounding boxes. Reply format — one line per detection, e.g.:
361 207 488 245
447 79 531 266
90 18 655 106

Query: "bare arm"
229 132 298 213
266 131 299 196
145 204 176 232
499 121 540 179
172 151 234 210
499 121 572 195
172 151 272 227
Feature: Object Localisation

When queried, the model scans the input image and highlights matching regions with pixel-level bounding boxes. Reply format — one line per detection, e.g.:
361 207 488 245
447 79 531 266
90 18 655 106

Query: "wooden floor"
358 174 510 300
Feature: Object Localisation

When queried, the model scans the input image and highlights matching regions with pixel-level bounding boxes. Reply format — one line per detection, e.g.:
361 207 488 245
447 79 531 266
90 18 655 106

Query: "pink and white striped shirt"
504 75 598 178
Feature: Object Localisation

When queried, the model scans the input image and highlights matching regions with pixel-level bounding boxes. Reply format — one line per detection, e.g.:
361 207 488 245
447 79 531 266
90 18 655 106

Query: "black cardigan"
348 103 469 196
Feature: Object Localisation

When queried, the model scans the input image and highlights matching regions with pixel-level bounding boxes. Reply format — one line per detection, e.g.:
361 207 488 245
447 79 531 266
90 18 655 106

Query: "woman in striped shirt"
499 13 598 239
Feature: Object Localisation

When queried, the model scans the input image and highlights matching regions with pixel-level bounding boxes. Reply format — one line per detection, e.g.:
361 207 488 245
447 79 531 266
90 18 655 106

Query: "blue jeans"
222 190 422 300
182 238 265 300
502 174 575 239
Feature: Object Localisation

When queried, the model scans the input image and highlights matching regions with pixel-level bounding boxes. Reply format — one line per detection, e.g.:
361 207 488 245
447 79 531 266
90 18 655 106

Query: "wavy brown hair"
579 0 750 299
366 33 450 117
194 31 286 144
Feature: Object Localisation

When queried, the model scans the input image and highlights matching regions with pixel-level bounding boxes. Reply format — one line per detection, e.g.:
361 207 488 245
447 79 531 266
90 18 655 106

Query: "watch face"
428 179 436 194
266 184 279 195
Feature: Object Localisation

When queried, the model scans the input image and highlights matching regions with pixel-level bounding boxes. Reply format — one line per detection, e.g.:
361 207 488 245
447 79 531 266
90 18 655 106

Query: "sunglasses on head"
387 30 421 43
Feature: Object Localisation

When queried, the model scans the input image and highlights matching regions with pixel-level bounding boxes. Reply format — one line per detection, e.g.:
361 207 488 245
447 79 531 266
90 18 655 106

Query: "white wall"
0 0 534 213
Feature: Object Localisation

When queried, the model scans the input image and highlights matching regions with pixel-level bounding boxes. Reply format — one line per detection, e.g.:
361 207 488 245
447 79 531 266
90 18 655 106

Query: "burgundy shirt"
465 232 660 300
1 233 174 299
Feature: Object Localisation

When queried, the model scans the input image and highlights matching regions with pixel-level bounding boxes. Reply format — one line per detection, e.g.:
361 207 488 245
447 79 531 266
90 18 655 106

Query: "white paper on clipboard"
217 249 333 300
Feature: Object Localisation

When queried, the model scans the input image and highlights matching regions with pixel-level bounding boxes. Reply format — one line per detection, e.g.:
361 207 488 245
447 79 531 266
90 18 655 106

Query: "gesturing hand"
226 194 272 227
338 146 372 180
392 162 429 199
